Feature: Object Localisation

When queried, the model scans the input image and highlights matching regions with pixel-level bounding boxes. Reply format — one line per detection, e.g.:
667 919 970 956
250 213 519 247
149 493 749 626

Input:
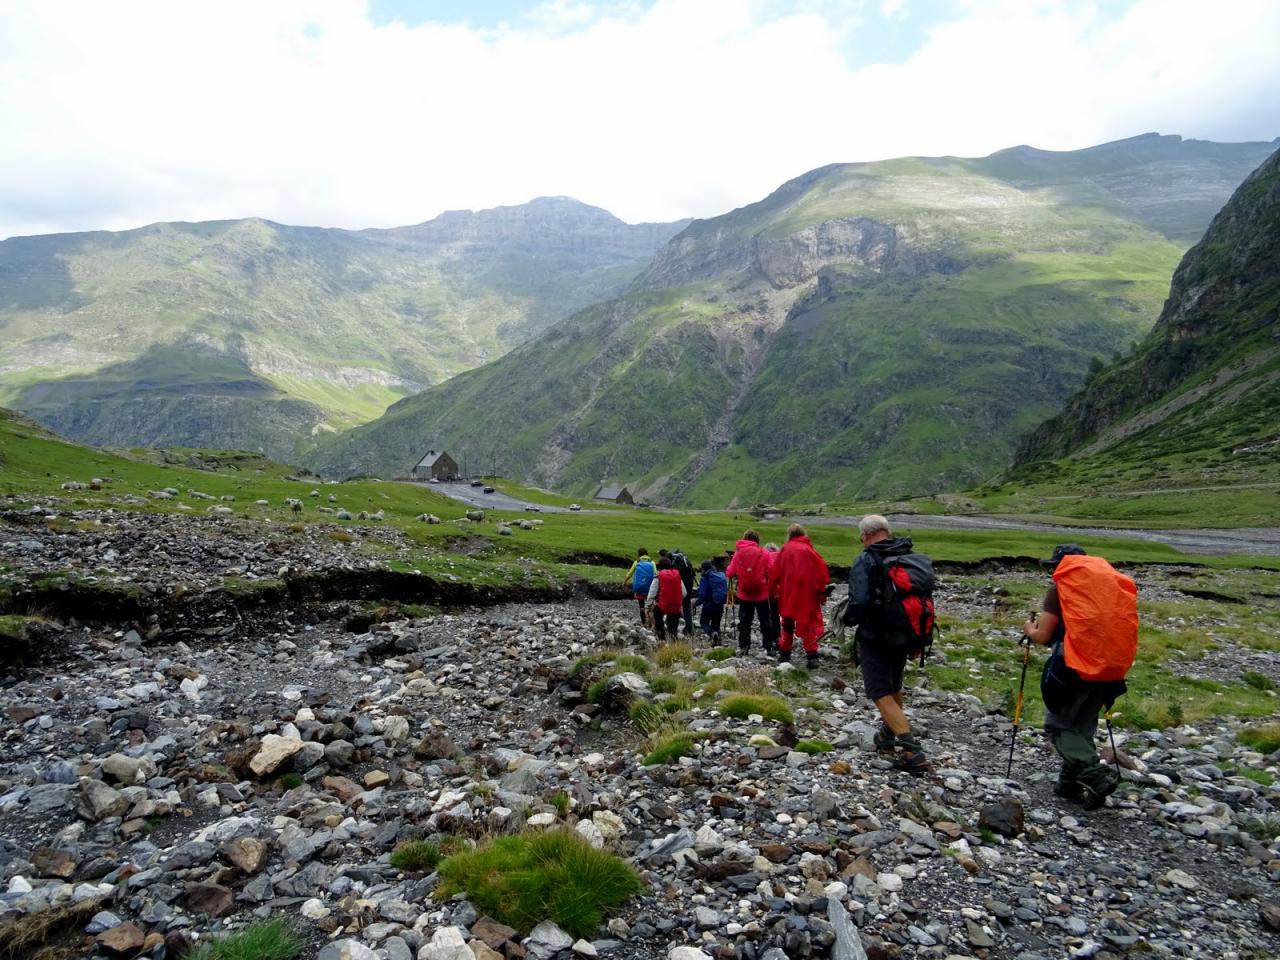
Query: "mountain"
0 198 687 460
308 134 1278 502
1011 146 1280 491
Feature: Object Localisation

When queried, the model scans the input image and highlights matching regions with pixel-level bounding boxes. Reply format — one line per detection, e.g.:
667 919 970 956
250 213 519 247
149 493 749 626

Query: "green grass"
794 739 834 754
629 701 667 736
704 647 735 662
643 732 701 766
390 840 444 872
185 918 304 960
655 643 693 668
1238 723 1280 755
718 694 794 723
435 830 644 938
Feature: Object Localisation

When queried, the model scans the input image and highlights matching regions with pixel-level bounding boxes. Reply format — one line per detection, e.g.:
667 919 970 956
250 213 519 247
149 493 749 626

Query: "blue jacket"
698 570 728 605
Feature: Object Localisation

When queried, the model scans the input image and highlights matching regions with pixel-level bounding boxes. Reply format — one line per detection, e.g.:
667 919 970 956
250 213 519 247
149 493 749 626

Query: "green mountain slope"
0 198 686 460
310 134 1277 501
1010 146 1280 494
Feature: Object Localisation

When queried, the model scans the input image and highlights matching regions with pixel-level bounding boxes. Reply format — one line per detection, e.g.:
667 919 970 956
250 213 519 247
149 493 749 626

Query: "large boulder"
249 734 304 777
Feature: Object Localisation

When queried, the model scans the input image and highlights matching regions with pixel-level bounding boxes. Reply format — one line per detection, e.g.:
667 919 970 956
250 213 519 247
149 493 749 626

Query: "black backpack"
670 551 695 587
873 550 937 660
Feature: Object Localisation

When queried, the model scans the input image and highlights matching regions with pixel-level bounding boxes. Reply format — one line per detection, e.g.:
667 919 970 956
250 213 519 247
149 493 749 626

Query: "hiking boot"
1080 768 1120 811
805 653 820 671
873 724 897 755
737 645 751 657
777 650 791 664
892 734 928 774
1053 780 1085 803
710 631 720 646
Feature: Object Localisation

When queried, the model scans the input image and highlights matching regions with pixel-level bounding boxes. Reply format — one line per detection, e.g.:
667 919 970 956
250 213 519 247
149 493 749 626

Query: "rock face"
1015 145 1280 482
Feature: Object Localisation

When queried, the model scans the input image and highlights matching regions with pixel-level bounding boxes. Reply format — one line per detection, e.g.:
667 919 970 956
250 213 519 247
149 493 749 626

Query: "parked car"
568 503 581 511
470 480 483 487
524 505 541 512
428 477 439 483
483 486 495 494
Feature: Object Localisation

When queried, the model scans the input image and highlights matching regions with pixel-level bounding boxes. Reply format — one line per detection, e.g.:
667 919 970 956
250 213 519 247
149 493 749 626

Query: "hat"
1041 543 1086 570
700 559 713 571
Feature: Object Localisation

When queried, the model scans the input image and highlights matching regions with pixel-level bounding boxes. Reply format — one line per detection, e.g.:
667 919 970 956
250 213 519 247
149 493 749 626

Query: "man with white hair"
844 514 930 773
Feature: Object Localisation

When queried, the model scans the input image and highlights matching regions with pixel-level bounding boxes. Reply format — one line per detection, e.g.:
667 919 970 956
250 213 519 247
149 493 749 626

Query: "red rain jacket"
775 535 829 638
726 539 770 602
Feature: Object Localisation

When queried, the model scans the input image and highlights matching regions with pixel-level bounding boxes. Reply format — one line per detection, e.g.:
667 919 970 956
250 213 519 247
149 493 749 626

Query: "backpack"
670 551 695 586
704 570 728 605
734 545 769 596
1053 555 1138 682
632 559 656 595
874 551 936 656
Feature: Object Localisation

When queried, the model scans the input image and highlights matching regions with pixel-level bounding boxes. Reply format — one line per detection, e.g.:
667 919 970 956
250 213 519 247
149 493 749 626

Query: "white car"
568 503 581 511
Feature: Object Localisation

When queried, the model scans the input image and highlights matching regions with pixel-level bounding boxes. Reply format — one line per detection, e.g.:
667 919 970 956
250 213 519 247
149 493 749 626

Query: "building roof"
594 485 629 500
414 450 450 469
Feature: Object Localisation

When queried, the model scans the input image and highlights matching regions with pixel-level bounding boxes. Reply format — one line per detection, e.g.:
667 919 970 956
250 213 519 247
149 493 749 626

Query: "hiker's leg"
666 613 681 638
738 601 756 650
636 596 647 624
874 695 911 736
778 617 795 653
766 599 780 651
682 596 694 635
709 603 724 640
865 645 911 735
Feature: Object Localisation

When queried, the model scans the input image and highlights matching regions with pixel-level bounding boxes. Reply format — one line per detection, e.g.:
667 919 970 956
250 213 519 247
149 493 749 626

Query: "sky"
1 0 1278 239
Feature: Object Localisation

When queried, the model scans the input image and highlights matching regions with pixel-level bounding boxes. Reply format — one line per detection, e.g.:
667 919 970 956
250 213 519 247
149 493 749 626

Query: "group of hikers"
621 515 1138 809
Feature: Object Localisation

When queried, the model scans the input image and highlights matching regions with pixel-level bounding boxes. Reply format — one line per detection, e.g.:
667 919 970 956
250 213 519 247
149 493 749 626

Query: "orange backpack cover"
1053 554 1138 682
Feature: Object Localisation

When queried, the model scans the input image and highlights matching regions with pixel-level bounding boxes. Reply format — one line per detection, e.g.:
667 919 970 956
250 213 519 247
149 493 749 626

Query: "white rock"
416 926 471 960
300 898 330 920
876 872 904 893
1163 868 1199 890
575 819 604 849
249 734 304 776
527 812 557 828
7 876 32 894
668 948 711 960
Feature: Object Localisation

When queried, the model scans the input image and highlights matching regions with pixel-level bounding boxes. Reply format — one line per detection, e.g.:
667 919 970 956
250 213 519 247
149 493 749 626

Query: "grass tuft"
436 830 644 938
643 732 700 766
794 739 834 754
1238 723 1280 755
629 701 667 736
655 643 693 668
718 693 793 723
390 839 443 872
704 647 735 662
185 918 305 960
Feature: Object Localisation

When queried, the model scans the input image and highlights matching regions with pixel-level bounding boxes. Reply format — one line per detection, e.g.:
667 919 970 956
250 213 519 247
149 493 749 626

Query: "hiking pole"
1006 634 1032 778
1104 710 1123 782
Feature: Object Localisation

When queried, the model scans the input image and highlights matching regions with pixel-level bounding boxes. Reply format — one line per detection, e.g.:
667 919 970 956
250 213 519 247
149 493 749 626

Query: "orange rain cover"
1053 554 1139 682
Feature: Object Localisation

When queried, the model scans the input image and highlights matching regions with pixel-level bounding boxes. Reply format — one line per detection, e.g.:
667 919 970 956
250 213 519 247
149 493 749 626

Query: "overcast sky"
1 0 1277 239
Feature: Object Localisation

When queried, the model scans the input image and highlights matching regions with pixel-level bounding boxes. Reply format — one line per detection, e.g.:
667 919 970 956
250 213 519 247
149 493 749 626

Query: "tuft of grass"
0 897 104 957
704 647 735 662
435 830 644 938
655 643 693 668
1217 762 1275 786
1238 723 1280 755
611 654 653 677
1242 671 1276 692
649 675 681 695
571 652 614 681
548 790 571 816
697 674 742 697
391 839 443 871
185 918 305 960
629 701 667 736
328 530 354 543
718 694 794 723
1243 815 1280 841
643 732 700 766
275 773 304 791
794 739 834 754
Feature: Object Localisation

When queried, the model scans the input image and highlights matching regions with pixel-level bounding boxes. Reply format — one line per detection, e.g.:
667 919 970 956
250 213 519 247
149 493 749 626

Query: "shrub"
643 732 699 766
186 918 304 960
719 694 793 723
1238 723 1280 754
655 643 693 668
794 739 834 754
436 830 644 938
1243 671 1275 691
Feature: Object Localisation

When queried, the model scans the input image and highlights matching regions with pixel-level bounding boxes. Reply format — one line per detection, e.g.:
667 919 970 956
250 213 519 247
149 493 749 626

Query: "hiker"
646 556 687 641
668 548 697 635
695 557 728 643
773 525 830 669
844 514 933 773
624 548 656 625
725 530 777 655
1023 544 1134 810
764 542 782 649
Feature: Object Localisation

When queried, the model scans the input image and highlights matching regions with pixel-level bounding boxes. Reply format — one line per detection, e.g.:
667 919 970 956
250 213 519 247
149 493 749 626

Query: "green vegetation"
794 739 834 754
1238 723 1280 755
390 840 442 872
629 701 667 736
275 773 304 791
643 731 701 766
435 830 644 938
655 643 693 667
704 648 735 662
718 694 794 723
186 918 305 960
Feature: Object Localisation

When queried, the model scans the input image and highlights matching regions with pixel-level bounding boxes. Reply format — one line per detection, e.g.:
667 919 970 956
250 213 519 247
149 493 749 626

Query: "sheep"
285 498 303 514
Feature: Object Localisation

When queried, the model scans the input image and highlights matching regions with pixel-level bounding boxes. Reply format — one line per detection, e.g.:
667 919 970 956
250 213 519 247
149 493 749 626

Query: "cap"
1041 543 1087 570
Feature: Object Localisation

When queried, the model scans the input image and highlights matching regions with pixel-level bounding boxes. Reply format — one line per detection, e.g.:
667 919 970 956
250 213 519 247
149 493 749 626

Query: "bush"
655 643 693 668
718 694 793 723
186 918 304 960
436 830 644 938
1238 722 1280 754
794 739 834 754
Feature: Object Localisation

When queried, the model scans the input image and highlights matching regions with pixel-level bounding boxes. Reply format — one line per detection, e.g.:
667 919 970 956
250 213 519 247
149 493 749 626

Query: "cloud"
0 0 1276 238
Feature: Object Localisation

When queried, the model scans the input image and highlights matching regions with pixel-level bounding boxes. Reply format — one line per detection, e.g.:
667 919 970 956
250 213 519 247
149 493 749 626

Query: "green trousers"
1052 730 1117 792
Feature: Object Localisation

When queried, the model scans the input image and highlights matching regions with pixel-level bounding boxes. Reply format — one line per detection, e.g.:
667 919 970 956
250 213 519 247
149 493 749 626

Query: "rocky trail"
2 511 1280 960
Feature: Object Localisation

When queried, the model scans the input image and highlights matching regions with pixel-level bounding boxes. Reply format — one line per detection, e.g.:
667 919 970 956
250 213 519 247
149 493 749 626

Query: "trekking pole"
1104 710 1123 782
1006 634 1032 778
